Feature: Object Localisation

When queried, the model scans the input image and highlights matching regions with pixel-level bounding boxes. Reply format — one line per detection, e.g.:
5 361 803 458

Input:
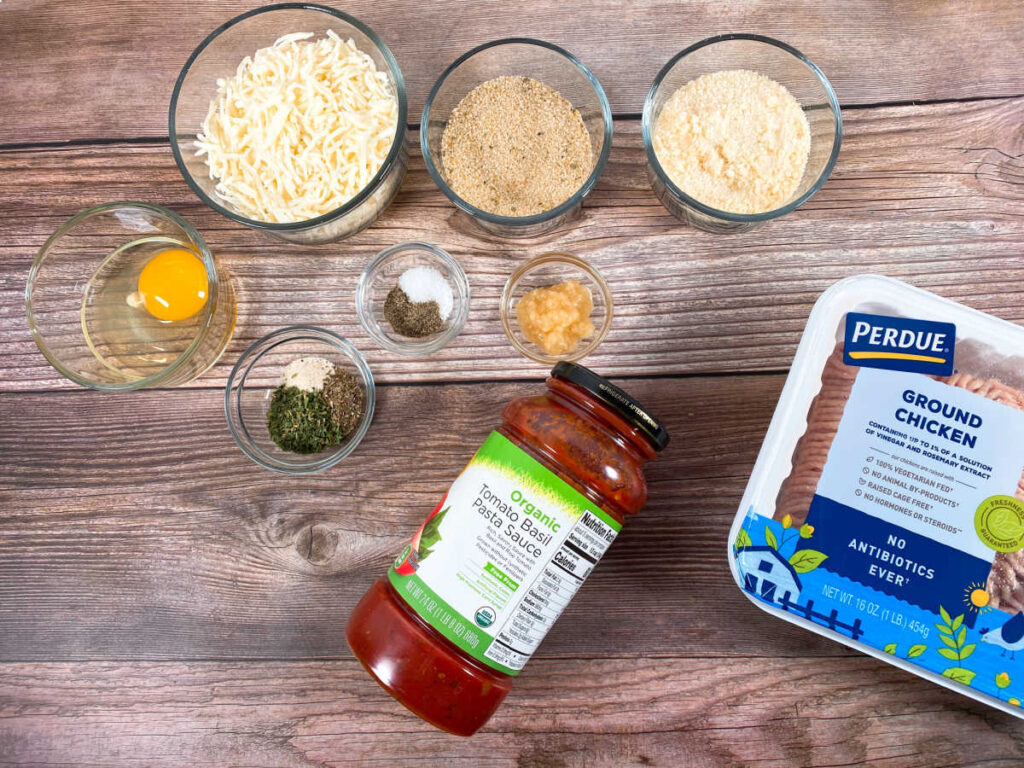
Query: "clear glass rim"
224 325 376 474
168 2 409 232
642 33 843 223
25 201 221 391
500 252 614 365
420 37 614 227
355 241 471 356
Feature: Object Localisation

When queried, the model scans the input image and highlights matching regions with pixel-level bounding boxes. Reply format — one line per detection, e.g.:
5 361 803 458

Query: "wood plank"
2 1 1023 144
1 656 1022 767
2 99 1023 390
0 374 863 663
0 374 842 661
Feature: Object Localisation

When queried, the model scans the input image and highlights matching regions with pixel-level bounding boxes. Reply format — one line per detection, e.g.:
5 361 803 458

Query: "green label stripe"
388 569 519 676
485 561 519 591
478 432 622 531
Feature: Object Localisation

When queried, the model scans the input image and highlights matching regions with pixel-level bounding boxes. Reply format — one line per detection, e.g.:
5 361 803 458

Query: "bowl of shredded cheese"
170 4 408 244
642 34 841 233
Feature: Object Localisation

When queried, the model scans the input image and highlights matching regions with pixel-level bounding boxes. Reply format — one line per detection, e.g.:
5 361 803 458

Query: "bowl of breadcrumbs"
643 34 841 233
421 38 612 238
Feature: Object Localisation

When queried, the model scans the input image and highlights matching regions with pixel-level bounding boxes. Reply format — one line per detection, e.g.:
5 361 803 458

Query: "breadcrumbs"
441 76 593 217
652 70 810 214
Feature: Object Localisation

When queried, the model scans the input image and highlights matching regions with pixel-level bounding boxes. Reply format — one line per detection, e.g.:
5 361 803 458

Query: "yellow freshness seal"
975 495 1024 553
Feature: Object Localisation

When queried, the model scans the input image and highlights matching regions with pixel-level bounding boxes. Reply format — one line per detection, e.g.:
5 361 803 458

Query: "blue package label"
734 365 1024 711
844 312 955 376
804 494 991 628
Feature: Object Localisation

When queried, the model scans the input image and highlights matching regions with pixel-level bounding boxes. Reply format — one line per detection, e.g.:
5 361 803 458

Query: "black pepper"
384 287 444 338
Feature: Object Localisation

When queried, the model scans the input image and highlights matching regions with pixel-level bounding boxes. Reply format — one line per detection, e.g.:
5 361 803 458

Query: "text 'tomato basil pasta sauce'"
346 363 668 735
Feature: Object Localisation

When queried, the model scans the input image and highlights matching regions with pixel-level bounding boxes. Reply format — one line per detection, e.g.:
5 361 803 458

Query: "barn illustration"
736 546 803 605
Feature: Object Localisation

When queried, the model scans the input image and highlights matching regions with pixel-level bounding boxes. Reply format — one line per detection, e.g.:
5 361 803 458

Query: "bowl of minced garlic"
501 253 612 364
643 34 841 232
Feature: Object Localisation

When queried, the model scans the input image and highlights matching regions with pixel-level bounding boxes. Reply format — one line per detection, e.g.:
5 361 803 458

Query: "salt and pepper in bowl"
356 241 471 356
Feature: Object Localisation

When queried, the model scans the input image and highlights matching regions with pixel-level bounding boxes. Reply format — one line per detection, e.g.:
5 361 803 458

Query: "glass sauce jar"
346 363 668 736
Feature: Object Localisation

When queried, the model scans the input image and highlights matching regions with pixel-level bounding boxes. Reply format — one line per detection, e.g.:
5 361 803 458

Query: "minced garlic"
516 280 594 356
652 69 810 214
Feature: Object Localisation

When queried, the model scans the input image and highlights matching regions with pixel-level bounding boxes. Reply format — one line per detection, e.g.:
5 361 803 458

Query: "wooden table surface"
2 1 1023 765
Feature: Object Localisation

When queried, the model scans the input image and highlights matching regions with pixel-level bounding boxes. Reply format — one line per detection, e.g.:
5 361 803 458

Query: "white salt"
281 356 334 392
398 266 454 321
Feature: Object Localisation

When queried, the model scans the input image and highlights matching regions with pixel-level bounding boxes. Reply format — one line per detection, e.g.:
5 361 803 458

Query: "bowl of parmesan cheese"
170 3 408 244
643 34 841 234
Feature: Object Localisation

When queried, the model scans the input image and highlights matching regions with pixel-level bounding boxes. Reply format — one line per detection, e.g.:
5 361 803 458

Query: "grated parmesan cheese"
652 70 810 214
194 31 399 223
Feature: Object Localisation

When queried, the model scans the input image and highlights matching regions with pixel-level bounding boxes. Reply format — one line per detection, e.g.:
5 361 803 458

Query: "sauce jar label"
389 431 621 675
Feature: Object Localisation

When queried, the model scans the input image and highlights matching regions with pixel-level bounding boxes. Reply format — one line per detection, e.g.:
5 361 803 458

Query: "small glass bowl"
170 4 408 245
643 34 842 233
356 242 470 356
500 253 612 365
225 326 375 474
421 38 612 238
26 202 237 390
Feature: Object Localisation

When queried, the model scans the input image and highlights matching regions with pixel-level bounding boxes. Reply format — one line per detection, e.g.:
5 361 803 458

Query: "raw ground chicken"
775 346 1024 614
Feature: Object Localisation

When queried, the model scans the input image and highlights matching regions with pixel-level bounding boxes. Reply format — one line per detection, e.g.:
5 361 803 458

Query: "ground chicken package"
731 275 1024 717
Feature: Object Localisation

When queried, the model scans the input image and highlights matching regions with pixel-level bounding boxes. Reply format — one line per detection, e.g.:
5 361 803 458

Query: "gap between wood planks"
0 651 859 664
1 92 1021 152
0 368 789 399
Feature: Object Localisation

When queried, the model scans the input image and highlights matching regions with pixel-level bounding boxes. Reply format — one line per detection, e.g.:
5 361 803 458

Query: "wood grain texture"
1 0 1023 144
3 99 1023 391
0 375 845 661
1 657 1023 768
4 3 1024 764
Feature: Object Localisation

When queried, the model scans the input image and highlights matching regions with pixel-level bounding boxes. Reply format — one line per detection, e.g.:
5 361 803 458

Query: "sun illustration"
963 582 992 614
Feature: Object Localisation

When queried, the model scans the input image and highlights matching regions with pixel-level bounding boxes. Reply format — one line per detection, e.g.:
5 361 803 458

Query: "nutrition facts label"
484 510 617 671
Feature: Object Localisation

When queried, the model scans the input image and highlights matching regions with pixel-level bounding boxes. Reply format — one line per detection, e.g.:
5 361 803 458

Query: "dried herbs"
267 360 366 454
384 287 444 337
267 386 343 454
323 368 364 438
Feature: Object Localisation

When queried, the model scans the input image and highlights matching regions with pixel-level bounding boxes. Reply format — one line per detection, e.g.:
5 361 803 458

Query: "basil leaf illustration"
907 644 927 658
417 506 449 562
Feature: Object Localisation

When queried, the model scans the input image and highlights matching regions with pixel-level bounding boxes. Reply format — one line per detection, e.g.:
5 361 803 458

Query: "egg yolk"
137 248 209 322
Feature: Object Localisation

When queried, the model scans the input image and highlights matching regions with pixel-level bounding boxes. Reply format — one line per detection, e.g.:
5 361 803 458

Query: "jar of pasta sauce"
346 363 668 735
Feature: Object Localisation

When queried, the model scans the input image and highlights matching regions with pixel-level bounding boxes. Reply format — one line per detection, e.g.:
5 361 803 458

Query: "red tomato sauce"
347 364 667 736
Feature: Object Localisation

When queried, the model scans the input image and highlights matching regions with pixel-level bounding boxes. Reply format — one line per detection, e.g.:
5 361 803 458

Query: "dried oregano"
267 386 343 454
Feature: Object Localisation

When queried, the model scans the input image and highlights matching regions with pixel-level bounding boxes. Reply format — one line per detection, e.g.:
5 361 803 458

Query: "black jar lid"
551 362 669 452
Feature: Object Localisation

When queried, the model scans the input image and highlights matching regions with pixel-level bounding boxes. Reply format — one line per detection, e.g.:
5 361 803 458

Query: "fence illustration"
777 595 864 641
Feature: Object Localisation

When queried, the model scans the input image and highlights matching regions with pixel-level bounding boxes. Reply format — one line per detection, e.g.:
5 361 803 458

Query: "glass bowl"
225 326 375 474
169 3 408 245
356 241 470 356
421 38 612 238
642 34 842 234
26 202 237 390
500 253 612 365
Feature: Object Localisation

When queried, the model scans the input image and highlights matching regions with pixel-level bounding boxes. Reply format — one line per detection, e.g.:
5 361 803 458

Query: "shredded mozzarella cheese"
194 31 399 223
